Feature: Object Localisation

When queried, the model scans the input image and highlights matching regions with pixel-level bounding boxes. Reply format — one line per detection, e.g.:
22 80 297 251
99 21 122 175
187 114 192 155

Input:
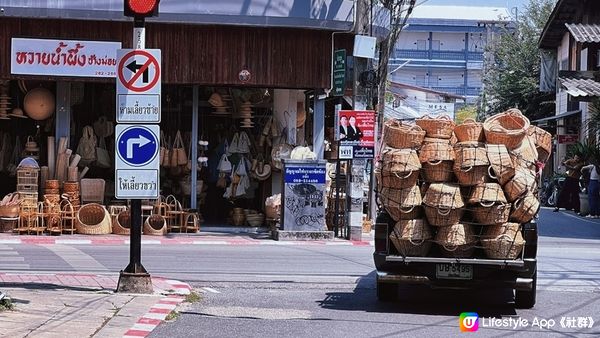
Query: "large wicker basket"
510 135 538 172
435 223 477 258
415 115 455 139
423 183 464 226
419 140 455 163
454 118 484 142
468 183 507 205
503 168 537 202
528 126 552 163
143 214 167 235
380 148 421 173
486 144 516 185
471 203 511 225
113 210 131 235
481 222 524 259
379 186 422 221
375 169 420 189
483 109 530 150
383 120 426 149
454 143 490 186
421 161 454 182
389 219 433 257
424 205 464 227
510 193 540 223
76 203 112 235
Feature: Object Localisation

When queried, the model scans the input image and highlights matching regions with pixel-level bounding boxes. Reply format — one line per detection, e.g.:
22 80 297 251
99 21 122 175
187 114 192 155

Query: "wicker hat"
10 107 27 119
208 92 224 107
24 87 55 120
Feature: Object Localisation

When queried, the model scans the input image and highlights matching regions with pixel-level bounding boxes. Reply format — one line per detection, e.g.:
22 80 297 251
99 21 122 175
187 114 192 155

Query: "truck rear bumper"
377 271 534 291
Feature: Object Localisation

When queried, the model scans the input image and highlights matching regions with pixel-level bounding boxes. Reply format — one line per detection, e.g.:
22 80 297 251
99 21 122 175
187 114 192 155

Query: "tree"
481 0 557 121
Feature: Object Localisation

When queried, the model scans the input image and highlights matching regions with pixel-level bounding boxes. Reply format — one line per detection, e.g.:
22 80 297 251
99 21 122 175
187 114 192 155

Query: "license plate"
436 264 473 280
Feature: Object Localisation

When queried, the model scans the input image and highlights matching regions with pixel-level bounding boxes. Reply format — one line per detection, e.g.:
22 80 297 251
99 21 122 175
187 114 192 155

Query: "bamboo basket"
435 223 477 258
528 125 552 162
454 118 484 142
45 179 59 190
143 214 167 235
481 223 524 259
421 161 454 182
112 210 130 235
379 148 421 174
483 109 530 150
454 143 490 186
471 203 511 225
389 219 433 257
467 183 507 205
510 135 538 172
383 120 426 149
503 168 537 202
424 205 464 227
423 183 464 226
486 144 516 185
419 140 455 163
510 193 540 223
75 203 112 235
379 186 422 221
375 169 420 189
415 115 455 139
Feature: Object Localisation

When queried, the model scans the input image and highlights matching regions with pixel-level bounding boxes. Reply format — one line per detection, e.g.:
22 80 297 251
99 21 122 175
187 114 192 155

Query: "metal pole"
125 199 145 273
191 85 199 208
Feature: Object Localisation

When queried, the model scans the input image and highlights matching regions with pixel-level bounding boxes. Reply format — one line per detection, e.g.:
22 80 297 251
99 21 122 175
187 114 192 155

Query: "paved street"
1 208 600 337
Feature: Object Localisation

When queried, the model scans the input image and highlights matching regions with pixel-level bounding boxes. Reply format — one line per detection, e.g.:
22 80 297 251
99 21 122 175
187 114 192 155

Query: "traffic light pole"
116 16 152 294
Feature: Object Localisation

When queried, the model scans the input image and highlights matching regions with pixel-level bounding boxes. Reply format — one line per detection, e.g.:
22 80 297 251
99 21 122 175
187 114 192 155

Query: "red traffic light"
125 0 159 17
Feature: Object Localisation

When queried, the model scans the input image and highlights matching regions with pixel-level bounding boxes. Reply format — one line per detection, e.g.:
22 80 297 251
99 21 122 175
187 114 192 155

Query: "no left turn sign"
116 49 161 95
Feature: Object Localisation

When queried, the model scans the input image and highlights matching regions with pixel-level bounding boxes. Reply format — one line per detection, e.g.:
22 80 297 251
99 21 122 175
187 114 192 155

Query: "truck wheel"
376 279 398 301
515 271 537 309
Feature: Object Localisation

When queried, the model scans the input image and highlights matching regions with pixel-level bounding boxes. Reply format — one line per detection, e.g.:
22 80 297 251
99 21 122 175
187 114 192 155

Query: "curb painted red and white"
123 295 185 337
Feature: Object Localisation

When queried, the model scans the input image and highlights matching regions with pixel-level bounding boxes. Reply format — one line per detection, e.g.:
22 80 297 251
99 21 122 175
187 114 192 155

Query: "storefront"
0 8 357 230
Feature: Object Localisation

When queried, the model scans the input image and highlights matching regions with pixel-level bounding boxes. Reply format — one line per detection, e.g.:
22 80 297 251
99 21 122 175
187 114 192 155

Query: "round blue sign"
117 126 159 167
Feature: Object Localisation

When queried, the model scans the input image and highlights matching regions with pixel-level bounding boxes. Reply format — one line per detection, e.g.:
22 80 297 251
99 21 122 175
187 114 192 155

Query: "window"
417 40 427 50
432 40 441 51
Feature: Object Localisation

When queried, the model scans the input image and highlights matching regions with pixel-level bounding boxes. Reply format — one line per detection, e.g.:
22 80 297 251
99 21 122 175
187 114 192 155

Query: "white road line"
55 239 92 245
0 239 21 244
151 303 177 310
202 287 221 294
142 312 168 320
131 323 159 331
192 241 229 245
41 244 108 271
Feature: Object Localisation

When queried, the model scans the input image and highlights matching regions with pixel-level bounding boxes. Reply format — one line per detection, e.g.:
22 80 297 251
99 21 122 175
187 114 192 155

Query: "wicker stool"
60 200 77 235
165 195 184 233
183 212 199 233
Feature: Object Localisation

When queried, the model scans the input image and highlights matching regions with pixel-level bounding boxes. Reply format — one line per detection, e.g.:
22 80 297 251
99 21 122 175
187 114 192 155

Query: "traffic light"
124 0 160 18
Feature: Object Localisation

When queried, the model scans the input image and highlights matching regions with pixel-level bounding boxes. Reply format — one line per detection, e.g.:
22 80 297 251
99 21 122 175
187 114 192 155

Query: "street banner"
337 110 376 159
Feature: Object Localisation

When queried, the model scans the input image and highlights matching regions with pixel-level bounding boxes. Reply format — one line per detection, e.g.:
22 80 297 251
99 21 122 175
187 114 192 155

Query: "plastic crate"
17 184 38 193
17 168 39 186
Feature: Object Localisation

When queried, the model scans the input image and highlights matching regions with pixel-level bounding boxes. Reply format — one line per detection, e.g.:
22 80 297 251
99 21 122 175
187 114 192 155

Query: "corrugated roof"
558 71 600 97
565 23 600 43
410 5 510 22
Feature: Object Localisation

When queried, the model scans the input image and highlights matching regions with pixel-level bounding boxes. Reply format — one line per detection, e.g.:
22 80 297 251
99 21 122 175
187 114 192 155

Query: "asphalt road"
1 208 600 337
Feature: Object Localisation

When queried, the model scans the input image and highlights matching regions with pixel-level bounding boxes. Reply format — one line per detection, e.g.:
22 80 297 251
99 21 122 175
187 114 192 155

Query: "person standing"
583 163 600 218
347 116 363 141
554 155 584 213
339 116 349 140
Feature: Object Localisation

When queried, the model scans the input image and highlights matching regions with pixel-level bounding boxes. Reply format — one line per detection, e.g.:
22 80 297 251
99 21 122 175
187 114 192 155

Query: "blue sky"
423 0 526 9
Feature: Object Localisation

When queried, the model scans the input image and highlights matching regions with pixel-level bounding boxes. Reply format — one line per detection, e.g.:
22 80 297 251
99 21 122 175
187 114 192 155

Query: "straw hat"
10 107 27 118
208 92 224 107
24 87 55 120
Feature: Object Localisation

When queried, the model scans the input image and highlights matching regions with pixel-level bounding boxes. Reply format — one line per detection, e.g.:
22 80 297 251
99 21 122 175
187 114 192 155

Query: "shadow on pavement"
317 271 517 318
0 282 111 292
538 209 600 240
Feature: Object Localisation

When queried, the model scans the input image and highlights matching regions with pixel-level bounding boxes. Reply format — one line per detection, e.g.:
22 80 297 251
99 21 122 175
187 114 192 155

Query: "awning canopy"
565 23 600 43
532 110 581 123
558 71 600 98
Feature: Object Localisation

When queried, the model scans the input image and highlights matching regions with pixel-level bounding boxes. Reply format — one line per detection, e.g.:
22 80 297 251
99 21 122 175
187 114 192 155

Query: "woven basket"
380 148 421 173
424 205 463 227
435 223 477 258
419 140 455 163
510 193 540 223
63 182 80 193
415 115 455 139
471 203 511 225
486 144 516 185
537 148 550 164
510 135 538 172
45 179 59 190
423 183 464 209
112 210 131 235
76 203 111 235
383 120 426 149
481 223 524 259
528 125 552 156
0 205 20 218
454 118 484 142
143 214 167 235
468 183 507 205
453 143 490 186
454 165 490 186
503 168 537 202
375 169 420 189
379 186 422 222
389 219 432 256
483 109 530 150
421 161 454 182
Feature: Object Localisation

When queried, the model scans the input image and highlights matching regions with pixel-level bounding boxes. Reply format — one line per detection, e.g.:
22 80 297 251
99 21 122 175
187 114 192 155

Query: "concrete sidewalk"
0 273 191 338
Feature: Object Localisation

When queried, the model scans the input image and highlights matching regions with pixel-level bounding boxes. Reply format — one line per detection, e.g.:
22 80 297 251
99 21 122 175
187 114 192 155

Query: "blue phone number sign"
284 166 326 184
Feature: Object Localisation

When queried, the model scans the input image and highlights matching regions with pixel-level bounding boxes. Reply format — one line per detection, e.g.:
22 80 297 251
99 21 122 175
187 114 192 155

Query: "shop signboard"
11 38 121 78
337 110 376 159
417 101 455 119
282 160 327 231
114 124 160 199
333 49 346 97
116 49 161 123
558 134 578 144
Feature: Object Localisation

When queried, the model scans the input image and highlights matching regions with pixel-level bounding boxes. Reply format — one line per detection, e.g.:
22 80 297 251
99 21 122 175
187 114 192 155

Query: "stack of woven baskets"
377 110 551 260
62 181 81 210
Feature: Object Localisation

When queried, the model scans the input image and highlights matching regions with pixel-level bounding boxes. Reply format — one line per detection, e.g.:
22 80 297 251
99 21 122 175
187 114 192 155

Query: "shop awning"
531 110 581 123
558 71 600 97
565 23 600 43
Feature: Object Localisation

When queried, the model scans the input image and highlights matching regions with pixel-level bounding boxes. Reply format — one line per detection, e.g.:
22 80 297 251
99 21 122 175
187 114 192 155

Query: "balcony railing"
429 86 482 96
394 49 429 59
394 49 484 62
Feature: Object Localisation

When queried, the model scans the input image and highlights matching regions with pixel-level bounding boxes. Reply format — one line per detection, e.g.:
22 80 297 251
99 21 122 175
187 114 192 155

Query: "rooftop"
410 5 511 22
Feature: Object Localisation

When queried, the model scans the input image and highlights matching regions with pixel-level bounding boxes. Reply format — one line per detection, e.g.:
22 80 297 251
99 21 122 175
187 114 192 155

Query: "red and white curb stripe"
123 295 185 338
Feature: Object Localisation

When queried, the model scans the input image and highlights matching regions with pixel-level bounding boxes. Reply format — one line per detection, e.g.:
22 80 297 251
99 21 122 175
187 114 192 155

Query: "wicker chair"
80 178 105 204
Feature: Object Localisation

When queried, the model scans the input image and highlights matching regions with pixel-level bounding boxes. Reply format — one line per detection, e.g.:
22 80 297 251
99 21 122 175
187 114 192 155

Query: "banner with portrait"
337 110 375 159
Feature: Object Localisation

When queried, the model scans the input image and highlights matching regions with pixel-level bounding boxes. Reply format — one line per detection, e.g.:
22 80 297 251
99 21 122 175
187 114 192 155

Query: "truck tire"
515 271 537 309
376 278 398 301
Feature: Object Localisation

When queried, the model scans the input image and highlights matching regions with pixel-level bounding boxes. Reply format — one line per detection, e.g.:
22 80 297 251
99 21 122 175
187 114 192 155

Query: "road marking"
560 211 600 224
55 239 92 245
41 244 108 271
192 241 229 245
202 287 221 294
0 239 21 244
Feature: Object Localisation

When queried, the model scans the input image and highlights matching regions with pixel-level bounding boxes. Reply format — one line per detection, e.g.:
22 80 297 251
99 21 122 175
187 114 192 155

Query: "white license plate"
436 264 473 280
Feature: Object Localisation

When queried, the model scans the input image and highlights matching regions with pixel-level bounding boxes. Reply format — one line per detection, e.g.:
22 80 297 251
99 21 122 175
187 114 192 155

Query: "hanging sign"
338 110 376 159
333 49 346 97
11 38 121 77
115 124 160 199
116 49 161 123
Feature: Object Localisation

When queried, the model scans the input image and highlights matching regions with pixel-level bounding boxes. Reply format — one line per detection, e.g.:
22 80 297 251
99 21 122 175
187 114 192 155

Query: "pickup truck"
373 210 538 308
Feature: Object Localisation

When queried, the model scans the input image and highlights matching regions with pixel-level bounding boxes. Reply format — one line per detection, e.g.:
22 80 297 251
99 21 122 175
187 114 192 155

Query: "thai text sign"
558 134 578 144
338 110 376 159
11 38 121 78
284 166 326 184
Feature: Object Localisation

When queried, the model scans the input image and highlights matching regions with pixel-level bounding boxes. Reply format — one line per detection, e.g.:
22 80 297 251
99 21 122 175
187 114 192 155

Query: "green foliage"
482 0 557 120
185 291 201 303
569 140 600 165
0 296 14 311
165 310 180 321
